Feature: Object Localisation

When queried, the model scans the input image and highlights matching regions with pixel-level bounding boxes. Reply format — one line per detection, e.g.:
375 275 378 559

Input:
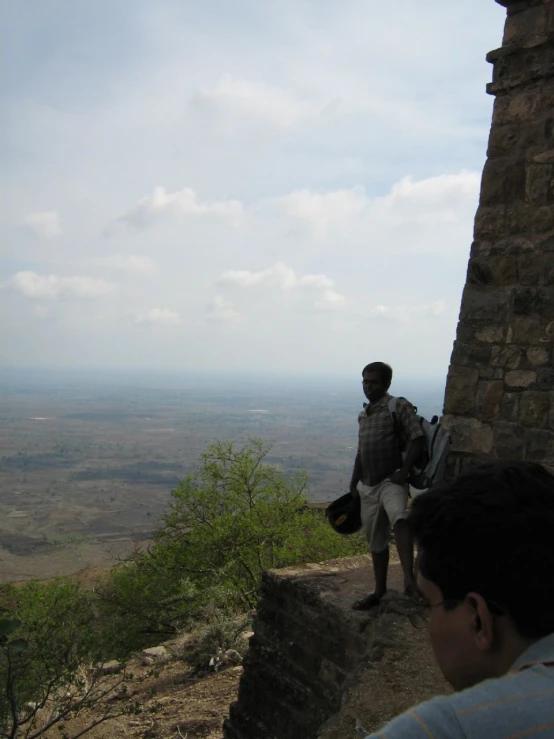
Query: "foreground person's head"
408 461 554 692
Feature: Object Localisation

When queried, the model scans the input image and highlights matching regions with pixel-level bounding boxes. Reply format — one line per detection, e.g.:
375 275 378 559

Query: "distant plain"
0 369 445 583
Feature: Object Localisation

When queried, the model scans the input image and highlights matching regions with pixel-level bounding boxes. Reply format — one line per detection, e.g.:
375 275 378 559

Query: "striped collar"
512 633 554 672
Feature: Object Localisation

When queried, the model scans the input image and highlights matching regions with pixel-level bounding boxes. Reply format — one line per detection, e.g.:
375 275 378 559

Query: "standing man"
350 362 424 610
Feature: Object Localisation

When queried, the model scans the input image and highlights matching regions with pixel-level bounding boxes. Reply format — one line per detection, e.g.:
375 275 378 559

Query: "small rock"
141 645 168 661
242 631 254 640
142 656 154 666
97 660 122 675
229 665 243 675
224 649 242 665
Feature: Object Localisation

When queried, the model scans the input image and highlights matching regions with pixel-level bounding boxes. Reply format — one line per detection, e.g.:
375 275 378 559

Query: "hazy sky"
1 1 504 380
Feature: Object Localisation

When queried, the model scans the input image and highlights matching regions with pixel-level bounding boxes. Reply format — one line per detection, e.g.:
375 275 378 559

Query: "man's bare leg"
393 518 416 593
352 547 389 609
371 546 389 599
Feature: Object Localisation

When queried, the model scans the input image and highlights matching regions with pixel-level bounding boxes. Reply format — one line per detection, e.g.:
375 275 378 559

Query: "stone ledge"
223 559 448 739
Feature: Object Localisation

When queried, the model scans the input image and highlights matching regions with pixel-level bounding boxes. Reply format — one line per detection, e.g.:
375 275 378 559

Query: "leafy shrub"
0 579 132 739
99 439 364 647
182 607 251 675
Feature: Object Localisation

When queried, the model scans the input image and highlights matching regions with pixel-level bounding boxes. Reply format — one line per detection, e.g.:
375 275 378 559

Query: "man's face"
417 571 490 692
362 371 387 403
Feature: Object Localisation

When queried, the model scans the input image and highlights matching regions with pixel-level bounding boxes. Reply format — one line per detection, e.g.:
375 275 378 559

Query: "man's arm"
390 436 425 486
350 451 363 497
389 399 425 486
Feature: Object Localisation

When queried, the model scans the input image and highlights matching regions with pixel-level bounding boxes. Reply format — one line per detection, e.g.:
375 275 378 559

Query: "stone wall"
443 0 554 475
223 559 447 739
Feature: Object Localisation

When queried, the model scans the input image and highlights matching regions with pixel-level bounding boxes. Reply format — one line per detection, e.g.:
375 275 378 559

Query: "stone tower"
443 0 554 475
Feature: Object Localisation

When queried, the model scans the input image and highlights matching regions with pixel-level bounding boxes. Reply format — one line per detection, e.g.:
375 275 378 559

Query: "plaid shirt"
358 393 423 486
366 633 554 738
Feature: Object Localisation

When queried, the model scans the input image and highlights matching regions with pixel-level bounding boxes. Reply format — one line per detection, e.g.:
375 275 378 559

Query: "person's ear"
465 593 495 652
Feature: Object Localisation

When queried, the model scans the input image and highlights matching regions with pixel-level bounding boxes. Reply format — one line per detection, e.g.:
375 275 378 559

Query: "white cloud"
110 186 244 232
190 74 318 130
368 300 450 322
376 170 481 226
91 254 157 275
279 187 367 239
23 211 62 239
205 295 243 323
218 262 345 311
135 308 181 326
277 171 480 244
6 271 115 300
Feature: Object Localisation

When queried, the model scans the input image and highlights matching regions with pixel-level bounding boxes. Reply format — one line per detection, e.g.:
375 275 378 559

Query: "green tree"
100 439 364 646
0 579 132 739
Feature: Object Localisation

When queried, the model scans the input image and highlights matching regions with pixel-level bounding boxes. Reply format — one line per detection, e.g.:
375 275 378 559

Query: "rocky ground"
37 555 449 739
43 637 243 739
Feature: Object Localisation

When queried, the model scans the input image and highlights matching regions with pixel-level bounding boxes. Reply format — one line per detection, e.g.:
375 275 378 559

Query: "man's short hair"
362 362 393 389
408 461 554 639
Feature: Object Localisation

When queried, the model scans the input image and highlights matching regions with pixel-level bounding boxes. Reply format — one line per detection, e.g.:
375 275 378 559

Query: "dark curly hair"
408 461 554 639
362 362 393 389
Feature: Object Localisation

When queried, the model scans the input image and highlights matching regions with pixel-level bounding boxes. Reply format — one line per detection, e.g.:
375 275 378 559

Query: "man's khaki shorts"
359 478 409 554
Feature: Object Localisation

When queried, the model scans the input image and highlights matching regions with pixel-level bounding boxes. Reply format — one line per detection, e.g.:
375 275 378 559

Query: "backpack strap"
387 396 406 460
387 396 400 437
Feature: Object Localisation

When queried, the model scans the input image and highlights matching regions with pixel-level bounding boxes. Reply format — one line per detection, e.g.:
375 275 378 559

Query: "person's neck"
491 628 539 678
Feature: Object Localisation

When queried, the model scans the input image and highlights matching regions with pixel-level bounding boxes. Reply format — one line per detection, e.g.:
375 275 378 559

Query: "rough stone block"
519 391 550 427
491 345 524 368
469 240 492 258
512 316 543 343
513 286 554 315
443 366 480 415
467 259 494 287
503 7 547 45
480 367 505 380
543 255 554 284
533 148 554 165
525 428 554 466
441 416 494 455
527 346 550 365
494 255 519 286
451 341 492 367
481 160 526 205
456 322 476 343
538 233 554 251
488 42 554 96
500 392 521 422
525 163 554 203
507 90 541 122
532 204 554 232
518 251 543 285
474 206 506 239
492 422 526 460
537 368 554 390
461 288 512 322
475 325 505 343
505 370 537 388
476 381 504 422
506 203 533 236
